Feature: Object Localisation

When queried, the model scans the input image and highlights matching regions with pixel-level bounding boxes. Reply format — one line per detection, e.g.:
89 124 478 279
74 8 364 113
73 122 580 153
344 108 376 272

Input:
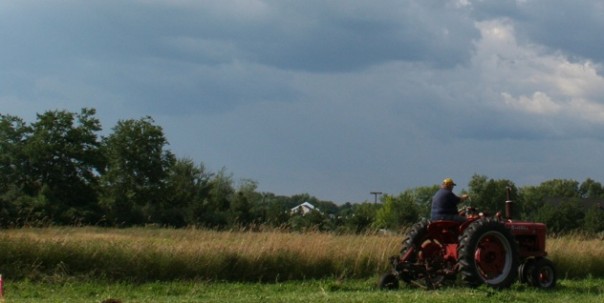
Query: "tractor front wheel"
518 258 536 284
457 218 519 289
528 258 556 289
378 272 399 290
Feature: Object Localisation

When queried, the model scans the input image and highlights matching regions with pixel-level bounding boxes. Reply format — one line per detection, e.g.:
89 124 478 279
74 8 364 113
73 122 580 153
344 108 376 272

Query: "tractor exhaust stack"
505 186 514 220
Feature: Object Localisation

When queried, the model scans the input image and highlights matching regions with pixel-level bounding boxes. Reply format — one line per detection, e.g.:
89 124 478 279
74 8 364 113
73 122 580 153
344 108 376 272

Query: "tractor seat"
428 220 462 230
427 220 463 242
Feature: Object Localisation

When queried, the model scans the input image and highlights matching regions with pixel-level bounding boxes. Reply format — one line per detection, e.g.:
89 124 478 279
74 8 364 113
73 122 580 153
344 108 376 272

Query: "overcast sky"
2 0 604 203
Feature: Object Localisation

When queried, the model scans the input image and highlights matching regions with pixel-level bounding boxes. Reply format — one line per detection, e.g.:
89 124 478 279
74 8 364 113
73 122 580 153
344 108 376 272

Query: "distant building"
290 202 319 216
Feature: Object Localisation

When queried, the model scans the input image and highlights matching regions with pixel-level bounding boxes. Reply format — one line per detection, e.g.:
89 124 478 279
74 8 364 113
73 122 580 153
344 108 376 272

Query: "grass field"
1 227 603 282
4 278 604 303
0 227 399 282
0 227 603 302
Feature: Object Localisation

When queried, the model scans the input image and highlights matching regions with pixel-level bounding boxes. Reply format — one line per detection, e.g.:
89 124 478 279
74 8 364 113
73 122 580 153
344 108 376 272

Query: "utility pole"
370 191 382 204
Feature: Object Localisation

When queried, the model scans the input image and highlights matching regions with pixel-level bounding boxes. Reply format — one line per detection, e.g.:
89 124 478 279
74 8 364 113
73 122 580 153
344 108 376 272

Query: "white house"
290 202 319 216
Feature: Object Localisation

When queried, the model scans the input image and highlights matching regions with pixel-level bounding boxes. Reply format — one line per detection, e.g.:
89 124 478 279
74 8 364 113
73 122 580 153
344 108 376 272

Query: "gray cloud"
470 0 604 63
3 0 604 202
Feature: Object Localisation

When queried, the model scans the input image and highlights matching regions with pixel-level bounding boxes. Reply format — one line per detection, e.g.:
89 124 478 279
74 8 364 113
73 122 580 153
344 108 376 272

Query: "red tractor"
379 187 556 290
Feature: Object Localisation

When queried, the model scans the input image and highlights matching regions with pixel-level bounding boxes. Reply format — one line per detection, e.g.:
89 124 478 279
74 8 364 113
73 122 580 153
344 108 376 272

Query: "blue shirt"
431 188 461 219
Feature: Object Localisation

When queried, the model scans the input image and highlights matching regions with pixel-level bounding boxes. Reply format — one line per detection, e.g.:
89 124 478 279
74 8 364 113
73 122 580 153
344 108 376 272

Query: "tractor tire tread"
457 218 519 289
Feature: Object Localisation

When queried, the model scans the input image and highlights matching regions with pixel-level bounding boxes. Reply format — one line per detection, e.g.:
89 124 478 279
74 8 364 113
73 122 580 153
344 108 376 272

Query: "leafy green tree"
374 193 419 230
228 179 260 226
535 199 584 233
405 185 439 219
288 208 330 231
468 174 517 215
584 204 604 233
542 179 581 197
519 179 581 221
338 202 354 217
193 168 235 227
518 185 544 221
345 202 379 233
246 191 276 226
229 192 252 226
206 169 234 212
163 158 212 227
24 108 104 224
100 116 175 225
0 115 32 225
260 193 291 227
579 178 604 198
0 114 31 192
314 200 339 217
1 187 49 226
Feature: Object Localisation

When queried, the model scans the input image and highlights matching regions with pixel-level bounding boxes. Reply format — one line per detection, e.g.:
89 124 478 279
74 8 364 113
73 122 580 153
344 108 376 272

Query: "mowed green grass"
5 278 604 303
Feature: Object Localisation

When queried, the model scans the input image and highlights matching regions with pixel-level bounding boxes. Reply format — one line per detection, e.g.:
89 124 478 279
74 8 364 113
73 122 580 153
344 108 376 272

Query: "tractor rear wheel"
400 219 430 259
399 220 455 288
397 220 429 285
457 218 519 289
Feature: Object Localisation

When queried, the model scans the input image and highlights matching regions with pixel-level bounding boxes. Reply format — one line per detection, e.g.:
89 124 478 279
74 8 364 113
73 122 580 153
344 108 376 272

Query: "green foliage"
340 202 378 233
162 158 212 227
373 193 419 230
519 179 597 232
263 194 294 227
540 179 581 197
580 178 604 198
194 168 235 228
584 205 604 233
468 174 517 215
0 114 31 193
403 185 439 219
99 116 176 225
230 191 253 226
0 109 104 225
0 185 49 226
288 209 330 231
521 179 581 220
4 108 604 233
535 199 585 233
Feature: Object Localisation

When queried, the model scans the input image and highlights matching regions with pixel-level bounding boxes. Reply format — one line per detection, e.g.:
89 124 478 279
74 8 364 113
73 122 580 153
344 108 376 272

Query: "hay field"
0 227 602 282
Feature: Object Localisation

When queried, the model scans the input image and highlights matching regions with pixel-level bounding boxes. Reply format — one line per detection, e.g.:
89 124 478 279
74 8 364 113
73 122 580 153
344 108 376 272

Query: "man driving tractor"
431 178 469 222
380 178 556 290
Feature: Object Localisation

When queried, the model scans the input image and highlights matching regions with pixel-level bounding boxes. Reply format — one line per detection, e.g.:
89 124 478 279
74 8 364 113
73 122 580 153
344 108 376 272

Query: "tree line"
1 108 603 233
372 176 604 234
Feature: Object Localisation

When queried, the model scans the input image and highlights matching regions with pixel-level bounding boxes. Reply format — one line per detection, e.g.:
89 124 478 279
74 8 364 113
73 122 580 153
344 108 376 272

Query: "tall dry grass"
548 234 604 279
0 227 601 282
0 227 399 282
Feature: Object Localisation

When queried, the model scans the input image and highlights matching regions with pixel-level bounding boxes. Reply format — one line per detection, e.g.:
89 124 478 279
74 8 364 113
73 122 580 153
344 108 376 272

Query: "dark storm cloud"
1 0 479 117
3 0 604 202
236 0 478 71
4 0 477 72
